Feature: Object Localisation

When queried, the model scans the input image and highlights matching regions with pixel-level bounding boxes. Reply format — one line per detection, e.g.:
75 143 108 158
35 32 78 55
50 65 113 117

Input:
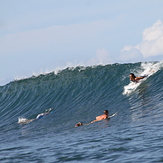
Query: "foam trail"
18 117 28 124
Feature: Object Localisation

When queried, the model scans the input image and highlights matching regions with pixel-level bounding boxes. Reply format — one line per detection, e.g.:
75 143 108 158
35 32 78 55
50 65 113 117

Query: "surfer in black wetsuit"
130 73 148 83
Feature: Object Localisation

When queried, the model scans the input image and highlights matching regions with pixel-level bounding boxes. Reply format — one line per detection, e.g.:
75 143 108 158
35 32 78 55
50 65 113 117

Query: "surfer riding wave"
130 73 148 83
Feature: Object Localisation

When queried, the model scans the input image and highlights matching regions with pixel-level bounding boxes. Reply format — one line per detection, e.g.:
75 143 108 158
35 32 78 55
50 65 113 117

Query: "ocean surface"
0 61 163 163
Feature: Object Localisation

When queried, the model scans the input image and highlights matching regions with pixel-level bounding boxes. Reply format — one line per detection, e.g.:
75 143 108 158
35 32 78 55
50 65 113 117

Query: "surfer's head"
130 73 137 81
104 110 108 115
130 73 136 78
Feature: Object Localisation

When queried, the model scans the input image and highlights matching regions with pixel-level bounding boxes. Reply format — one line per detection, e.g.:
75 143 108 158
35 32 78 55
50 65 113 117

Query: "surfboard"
109 112 118 118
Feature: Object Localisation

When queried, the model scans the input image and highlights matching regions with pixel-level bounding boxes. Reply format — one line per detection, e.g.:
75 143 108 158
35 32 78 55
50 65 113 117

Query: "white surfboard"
109 112 118 118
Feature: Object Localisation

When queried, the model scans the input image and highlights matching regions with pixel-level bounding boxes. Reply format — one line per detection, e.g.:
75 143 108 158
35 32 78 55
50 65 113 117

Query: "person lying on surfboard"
130 73 148 83
90 110 109 123
75 110 109 127
18 108 52 124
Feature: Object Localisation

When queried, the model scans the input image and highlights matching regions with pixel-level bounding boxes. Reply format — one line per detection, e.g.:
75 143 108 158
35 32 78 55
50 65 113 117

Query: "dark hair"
130 73 136 78
104 110 108 114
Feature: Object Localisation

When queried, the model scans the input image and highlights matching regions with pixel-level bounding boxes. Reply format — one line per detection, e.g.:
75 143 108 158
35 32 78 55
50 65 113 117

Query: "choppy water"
0 61 163 163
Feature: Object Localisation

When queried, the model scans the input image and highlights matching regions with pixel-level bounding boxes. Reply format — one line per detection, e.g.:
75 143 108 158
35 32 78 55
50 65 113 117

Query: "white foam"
123 82 141 95
18 117 28 124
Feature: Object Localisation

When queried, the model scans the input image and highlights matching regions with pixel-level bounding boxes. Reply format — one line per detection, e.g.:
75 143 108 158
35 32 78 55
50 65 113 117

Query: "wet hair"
130 73 136 78
104 110 108 114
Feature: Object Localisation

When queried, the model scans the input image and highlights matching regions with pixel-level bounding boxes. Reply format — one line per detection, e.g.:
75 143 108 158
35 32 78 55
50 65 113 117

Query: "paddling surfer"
75 110 109 127
130 73 148 83
90 110 109 123
18 108 52 124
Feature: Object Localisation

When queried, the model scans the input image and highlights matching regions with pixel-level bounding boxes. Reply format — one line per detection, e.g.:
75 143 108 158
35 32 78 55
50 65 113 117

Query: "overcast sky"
0 0 163 85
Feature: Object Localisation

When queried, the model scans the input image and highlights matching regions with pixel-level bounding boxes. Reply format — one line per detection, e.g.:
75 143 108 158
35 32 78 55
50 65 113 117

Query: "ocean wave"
0 61 162 130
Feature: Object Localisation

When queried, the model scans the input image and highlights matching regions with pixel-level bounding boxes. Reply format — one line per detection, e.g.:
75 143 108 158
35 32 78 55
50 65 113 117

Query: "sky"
0 0 163 86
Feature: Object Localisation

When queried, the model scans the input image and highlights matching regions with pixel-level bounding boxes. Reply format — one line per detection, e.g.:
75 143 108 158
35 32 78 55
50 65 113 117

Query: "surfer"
36 108 52 119
75 110 109 127
18 108 52 124
130 73 148 83
90 110 109 123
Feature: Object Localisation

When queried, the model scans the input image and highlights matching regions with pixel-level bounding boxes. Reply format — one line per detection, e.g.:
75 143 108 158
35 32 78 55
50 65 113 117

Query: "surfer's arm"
135 77 144 80
135 75 148 81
